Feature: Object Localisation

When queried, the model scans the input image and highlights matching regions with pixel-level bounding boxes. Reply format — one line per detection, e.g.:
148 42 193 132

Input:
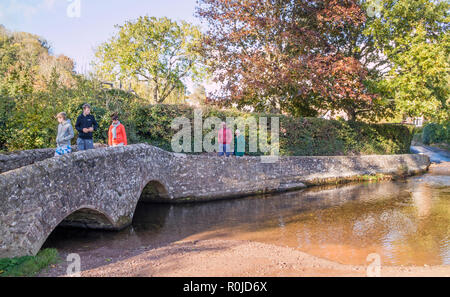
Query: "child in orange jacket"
108 113 127 146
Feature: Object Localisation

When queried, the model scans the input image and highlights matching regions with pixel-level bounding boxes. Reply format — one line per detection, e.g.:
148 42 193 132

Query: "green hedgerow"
422 122 449 145
130 104 414 156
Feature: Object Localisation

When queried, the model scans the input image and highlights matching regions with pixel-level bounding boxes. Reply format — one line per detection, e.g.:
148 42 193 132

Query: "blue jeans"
218 144 231 157
77 138 94 151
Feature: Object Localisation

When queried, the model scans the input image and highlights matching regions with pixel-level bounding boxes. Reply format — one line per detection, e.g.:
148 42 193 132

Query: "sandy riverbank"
39 239 450 277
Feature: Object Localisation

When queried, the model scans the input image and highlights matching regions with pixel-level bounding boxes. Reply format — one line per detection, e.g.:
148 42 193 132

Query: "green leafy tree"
94 16 207 103
367 0 449 122
0 26 76 97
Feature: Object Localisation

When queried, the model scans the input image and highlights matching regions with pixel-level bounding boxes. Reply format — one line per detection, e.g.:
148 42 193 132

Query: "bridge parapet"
0 148 56 174
0 144 108 174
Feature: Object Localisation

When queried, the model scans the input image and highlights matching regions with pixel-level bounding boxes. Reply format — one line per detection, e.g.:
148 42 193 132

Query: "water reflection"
44 166 450 266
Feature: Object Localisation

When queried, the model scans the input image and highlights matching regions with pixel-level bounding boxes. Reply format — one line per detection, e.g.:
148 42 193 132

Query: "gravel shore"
39 239 450 277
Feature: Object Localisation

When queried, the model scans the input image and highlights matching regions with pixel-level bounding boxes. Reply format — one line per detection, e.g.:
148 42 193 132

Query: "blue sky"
0 0 201 73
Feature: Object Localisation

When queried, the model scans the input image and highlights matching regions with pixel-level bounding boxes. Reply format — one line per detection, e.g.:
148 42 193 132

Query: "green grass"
0 248 60 277
357 174 391 182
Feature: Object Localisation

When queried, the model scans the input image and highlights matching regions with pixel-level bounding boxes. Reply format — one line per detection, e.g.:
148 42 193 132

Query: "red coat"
218 127 232 144
108 123 128 146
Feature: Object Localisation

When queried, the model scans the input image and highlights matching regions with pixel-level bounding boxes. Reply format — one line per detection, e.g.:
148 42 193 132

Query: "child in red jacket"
108 113 127 147
218 122 232 157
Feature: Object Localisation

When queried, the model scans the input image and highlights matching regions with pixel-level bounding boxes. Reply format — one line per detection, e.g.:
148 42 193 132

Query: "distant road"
411 145 450 163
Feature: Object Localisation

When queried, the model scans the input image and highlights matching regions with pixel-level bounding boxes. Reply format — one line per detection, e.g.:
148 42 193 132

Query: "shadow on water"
43 166 450 266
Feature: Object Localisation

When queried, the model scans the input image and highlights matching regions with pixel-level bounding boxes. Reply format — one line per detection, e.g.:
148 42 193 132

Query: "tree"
94 16 207 104
367 0 449 122
0 27 76 97
188 84 207 106
312 0 396 121
0 26 141 151
197 0 385 120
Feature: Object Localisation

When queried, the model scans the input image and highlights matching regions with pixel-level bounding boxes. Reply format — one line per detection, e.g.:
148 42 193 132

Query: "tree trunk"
153 80 159 103
347 109 357 121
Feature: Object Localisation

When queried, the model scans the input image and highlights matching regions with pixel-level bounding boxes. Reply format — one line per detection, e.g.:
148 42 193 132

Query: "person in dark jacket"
75 103 98 151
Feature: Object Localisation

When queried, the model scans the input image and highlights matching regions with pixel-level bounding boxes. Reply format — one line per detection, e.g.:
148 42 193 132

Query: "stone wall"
0 148 55 174
166 153 430 202
0 144 106 174
0 144 430 258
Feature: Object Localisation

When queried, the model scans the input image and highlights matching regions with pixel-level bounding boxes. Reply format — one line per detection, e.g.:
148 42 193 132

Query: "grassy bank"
0 249 60 277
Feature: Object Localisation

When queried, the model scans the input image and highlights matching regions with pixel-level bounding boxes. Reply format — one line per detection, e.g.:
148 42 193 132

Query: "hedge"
422 122 450 145
129 104 414 156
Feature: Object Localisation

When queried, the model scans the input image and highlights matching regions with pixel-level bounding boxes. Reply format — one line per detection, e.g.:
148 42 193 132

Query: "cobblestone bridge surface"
0 144 430 258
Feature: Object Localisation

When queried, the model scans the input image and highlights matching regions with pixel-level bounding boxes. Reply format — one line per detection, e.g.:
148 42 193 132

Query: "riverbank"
38 239 450 277
0 249 59 277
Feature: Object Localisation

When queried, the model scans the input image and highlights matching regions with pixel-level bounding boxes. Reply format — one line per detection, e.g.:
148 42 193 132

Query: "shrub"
3 83 142 151
422 122 449 145
1 85 414 156
131 104 414 156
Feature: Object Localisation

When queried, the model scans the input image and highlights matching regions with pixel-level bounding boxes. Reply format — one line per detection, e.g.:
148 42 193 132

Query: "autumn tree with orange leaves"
197 0 391 120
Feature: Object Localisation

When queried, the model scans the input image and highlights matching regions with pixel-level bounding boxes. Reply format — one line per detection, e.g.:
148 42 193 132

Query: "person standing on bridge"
55 112 74 156
218 122 232 157
234 129 245 157
75 103 99 151
108 113 127 147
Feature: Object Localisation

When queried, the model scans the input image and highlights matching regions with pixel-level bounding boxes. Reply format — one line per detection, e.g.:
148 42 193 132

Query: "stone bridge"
0 144 430 258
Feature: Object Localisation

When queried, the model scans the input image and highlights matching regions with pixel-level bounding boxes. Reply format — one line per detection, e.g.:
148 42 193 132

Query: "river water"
44 163 449 266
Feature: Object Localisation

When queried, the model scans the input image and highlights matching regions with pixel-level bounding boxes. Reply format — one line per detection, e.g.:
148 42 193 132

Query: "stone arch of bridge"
138 180 170 203
37 206 116 254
